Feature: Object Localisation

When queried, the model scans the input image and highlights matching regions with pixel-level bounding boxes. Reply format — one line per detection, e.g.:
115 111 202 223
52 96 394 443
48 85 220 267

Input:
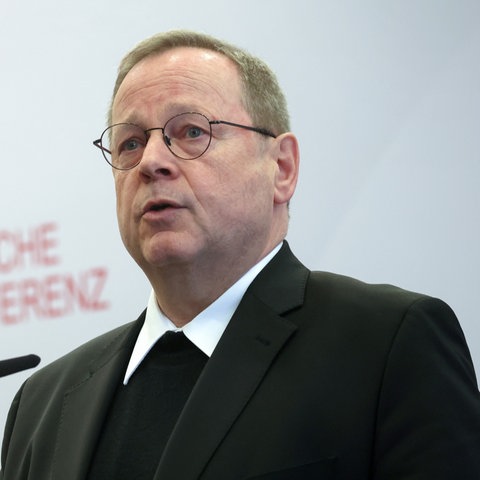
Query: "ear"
272 132 300 205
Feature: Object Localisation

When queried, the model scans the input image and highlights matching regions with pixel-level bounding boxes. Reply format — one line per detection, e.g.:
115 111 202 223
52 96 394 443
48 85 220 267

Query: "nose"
137 130 180 181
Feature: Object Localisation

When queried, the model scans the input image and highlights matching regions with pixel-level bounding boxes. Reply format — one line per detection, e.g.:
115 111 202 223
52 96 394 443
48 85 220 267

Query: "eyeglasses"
93 111 276 170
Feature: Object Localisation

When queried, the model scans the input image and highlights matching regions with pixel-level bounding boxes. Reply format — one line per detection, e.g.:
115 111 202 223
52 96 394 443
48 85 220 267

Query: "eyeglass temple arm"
93 139 112 155
210 120 276 138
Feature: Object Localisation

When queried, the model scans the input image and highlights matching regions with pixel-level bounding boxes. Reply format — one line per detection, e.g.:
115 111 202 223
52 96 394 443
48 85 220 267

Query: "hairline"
108 46 249 125
107 31 290 135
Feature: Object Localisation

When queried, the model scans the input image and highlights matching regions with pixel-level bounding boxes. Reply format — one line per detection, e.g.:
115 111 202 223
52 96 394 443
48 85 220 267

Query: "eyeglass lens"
101 112 213 169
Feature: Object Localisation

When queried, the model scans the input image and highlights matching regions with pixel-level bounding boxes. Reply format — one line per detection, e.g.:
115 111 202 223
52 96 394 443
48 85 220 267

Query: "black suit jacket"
2 243 480 479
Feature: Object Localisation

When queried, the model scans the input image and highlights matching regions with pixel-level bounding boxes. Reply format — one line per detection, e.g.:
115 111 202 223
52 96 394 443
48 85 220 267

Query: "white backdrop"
1 0 479 436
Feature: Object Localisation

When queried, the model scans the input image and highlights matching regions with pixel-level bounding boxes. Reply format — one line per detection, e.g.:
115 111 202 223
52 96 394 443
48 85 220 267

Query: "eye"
121 138 142 152
165 113 210 143
114 129 147 155
176 122 208 141
186 126 203 139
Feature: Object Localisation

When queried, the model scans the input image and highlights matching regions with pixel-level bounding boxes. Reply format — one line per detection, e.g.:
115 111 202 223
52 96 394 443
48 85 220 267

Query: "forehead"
112 47 246 122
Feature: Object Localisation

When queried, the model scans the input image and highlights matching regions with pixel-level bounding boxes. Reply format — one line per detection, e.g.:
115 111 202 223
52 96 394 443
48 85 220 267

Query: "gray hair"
108 30 290 135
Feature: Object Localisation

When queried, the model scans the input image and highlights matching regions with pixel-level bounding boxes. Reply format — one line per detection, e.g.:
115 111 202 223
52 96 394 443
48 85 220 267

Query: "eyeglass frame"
93 111 277 170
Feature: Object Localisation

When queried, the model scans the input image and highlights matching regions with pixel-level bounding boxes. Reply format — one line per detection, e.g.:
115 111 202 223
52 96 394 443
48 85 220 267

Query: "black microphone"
0 354 41 378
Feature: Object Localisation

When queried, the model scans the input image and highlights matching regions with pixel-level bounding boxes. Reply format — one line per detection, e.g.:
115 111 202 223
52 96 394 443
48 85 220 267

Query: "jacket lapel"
154 242 309 479
51 316 144 480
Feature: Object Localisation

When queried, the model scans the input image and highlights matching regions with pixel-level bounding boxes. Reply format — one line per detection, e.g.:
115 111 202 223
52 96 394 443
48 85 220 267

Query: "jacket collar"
153 241 309 479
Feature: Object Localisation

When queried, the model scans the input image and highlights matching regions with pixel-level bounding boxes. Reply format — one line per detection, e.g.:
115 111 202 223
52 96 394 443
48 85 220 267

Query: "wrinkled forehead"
111 47 247 123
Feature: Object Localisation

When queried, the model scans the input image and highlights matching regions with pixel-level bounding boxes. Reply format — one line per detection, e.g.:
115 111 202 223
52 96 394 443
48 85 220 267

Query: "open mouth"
142 199 181 217
149 203 171 212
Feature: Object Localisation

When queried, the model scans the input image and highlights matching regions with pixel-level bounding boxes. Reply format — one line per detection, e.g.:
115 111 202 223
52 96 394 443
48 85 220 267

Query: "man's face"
111 47 285 278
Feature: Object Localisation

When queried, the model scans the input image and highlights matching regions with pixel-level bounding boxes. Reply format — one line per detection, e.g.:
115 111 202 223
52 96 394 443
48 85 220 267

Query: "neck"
144 241 282 327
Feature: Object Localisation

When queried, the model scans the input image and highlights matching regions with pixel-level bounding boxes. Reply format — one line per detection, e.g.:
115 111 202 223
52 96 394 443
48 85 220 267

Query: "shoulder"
299 270 463 350
306 270 427 310
297 270 478 392
263 243 453 331
24 313 144 392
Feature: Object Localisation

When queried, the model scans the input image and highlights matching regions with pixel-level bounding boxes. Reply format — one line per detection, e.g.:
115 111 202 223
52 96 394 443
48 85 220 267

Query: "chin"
140 238 200 269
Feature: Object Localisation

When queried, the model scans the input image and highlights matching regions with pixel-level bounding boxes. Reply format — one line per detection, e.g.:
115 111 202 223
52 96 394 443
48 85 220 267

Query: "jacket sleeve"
373 297 480 479
1 383 26 478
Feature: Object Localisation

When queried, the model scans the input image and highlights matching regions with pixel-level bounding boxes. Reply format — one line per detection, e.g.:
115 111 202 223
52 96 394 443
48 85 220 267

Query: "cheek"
211 165 275 220
114 177 133 232
114 179 124 215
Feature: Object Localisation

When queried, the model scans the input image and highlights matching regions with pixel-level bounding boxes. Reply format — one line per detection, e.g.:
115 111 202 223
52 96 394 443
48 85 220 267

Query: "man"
1 30 480 479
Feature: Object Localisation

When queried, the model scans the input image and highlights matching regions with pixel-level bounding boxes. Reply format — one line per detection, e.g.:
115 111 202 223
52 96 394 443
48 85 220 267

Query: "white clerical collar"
123 243 281 384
